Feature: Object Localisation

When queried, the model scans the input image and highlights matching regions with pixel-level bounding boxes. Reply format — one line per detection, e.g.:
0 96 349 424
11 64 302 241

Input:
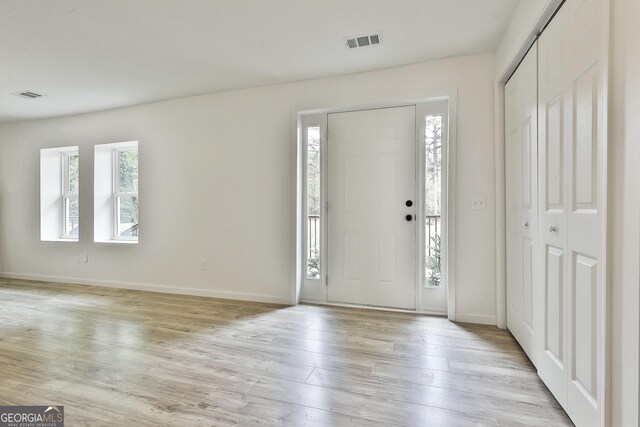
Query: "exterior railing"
306 214 441 258
308 215 320 259
306 213 441 284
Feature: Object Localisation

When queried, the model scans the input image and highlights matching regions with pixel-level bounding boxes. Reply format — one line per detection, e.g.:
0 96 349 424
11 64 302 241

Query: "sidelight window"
425 115 442 287
306 126 321 279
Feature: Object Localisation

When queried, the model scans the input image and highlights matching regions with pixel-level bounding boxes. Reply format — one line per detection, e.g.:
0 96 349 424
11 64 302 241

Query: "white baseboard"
301 300 448 317
455 312 497 326
0 272 291 305
304 301 493 325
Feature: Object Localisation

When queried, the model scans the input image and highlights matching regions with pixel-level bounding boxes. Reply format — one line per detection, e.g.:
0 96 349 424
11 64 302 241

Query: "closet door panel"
506 78 523 331
505 42 538 364
566 0 604 423
538 0 605 424
538 2 571 407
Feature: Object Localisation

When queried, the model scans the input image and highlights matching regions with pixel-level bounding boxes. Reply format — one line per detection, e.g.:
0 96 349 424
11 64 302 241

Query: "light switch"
472 196 486 210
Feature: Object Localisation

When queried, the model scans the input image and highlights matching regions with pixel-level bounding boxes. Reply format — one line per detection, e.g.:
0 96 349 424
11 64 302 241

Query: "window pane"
425 115 442 287
306 126 320 279
67 153 79 194
118 150 138 193
117 195 139 237
64 197 79 236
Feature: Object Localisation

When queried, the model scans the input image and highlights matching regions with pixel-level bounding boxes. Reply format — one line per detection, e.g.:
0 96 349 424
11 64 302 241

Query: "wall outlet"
200 259 207 270
471 196 486 210
80 254 88 263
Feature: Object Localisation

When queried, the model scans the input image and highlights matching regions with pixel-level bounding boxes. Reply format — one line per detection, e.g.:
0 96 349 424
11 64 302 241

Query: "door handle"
549 225 558 232
523 221 529 228
405 214 413 222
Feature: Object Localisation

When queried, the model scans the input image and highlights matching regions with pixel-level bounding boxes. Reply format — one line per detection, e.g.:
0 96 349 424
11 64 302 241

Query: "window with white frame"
40 146 80 241
94 141 138 243
113 147 138 240
62 150 80 238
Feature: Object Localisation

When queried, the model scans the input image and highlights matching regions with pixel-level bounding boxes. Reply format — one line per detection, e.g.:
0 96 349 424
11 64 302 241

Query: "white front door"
327 106 416 309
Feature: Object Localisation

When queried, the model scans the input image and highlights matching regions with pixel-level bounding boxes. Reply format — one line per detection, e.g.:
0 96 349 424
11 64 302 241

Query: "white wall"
0 53 497 321
610 0 640 424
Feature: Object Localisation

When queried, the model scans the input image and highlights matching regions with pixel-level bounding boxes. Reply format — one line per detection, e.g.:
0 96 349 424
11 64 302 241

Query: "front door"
327 106 416 309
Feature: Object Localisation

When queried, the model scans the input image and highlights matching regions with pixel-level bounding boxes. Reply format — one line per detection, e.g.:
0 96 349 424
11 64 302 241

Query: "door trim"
295 90 458 320
417 101 452 316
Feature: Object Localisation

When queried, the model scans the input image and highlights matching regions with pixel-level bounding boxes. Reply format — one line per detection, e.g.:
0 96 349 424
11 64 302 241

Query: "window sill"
94 240 138 245
41 238 79 243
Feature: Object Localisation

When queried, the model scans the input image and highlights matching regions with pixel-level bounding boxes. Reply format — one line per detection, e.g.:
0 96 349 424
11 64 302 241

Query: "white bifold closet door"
538 0 606 425
505 42 539 365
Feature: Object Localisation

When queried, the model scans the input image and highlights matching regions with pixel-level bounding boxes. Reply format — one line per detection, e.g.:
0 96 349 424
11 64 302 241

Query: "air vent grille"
13 90 44 99
345 32 383 49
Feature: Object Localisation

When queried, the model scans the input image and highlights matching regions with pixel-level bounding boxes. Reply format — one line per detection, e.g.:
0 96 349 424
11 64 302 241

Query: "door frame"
294 90 458 320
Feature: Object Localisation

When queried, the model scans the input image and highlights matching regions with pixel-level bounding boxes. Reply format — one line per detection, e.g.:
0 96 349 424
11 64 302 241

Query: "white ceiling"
0 0 519 122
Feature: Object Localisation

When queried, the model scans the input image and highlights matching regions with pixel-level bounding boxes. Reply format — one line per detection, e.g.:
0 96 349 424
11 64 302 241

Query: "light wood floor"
0 279 572 426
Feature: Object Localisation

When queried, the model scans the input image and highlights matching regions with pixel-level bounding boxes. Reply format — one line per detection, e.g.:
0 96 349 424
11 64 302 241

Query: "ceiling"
0 0 519 123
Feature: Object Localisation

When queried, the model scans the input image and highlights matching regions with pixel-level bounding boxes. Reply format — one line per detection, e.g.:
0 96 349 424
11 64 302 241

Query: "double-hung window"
113 147 138 240
94 141 138 243
61 150 80 238
40 146 80 242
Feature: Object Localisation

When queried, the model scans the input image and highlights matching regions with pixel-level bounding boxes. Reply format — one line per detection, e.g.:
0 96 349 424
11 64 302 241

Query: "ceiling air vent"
12 90 44 99
345 32 382 49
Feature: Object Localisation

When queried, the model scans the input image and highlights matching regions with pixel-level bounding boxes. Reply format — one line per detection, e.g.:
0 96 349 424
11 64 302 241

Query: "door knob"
523 221 529 228
549 225 558 232
405 200 413 207
405 214 413 222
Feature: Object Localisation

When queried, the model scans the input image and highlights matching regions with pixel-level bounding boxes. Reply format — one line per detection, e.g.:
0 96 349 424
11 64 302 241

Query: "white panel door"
505 41 538 364
538 1 571 409
327 106 416 309
538 0 605 424
565 0 604 424
538 2 571 407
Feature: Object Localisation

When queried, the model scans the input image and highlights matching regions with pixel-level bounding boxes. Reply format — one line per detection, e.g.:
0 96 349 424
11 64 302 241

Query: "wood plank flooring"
0 279 573 426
